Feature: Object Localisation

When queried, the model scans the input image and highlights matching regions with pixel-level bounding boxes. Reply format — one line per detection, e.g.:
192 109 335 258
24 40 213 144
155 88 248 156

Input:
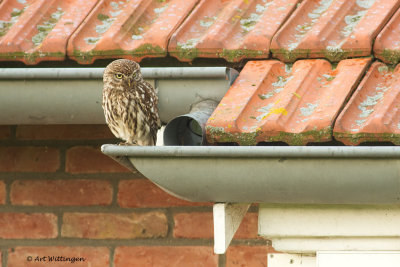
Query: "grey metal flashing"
0 67 235 79
0 68 104 79
0 67 237 124
101 145 400 204
101 145 400 158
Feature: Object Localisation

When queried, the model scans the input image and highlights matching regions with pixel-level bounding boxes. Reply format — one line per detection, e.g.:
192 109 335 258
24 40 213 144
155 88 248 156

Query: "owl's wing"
136 80 161 130
154 87 161 129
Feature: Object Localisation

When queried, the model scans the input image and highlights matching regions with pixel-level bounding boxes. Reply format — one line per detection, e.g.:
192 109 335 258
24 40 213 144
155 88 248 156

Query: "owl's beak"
128 76 135 87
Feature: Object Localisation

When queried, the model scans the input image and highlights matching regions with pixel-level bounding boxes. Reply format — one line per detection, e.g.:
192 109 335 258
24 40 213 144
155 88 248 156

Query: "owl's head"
103 59 143 90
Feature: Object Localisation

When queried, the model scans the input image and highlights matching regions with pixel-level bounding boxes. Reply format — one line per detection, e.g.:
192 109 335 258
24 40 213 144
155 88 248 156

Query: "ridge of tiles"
374 6 400 64
205 58 371 146
0 0 98 64
270 0 400 63
0 0 400 64
334 61 400 145
67 0 198 64
168 0 300 62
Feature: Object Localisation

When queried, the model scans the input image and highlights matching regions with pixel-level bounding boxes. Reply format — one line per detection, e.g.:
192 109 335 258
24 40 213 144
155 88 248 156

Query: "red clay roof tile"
206 58 371 145
0 0 98 64
374 6 400 64
1 0 400 146
270 0 400 62
168 0 300 62
67 0 198 64
0 0 399 65
334 61 400 145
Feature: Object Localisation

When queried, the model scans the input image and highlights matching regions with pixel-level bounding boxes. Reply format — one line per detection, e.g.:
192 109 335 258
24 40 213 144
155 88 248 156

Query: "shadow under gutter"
0 67 238 125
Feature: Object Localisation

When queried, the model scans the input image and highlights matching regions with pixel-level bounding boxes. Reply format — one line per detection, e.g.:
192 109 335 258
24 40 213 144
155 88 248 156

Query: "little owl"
102 59 161 145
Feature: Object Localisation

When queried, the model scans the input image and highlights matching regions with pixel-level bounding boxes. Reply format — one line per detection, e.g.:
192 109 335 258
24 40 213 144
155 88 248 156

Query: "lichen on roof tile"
0 0 98 64
0 0 29 37
206 58 371 146
288 0 332 51
356 0 375 9
334 61 400 145
31 7 64 46
374 6 400 64
168 0 300 62
68 0 198 64
271 0 400 62
84 1 129 45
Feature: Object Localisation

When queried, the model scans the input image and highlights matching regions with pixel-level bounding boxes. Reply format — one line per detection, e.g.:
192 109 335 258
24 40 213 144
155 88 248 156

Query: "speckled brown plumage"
102 59 161 146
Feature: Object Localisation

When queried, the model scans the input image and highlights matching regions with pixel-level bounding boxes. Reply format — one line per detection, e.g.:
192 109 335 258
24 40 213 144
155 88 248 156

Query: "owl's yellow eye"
115 73 123 79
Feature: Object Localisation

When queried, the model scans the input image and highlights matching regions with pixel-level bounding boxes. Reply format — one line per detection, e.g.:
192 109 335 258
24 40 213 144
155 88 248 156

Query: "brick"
173 212 258 239
0 147 59 172
62 212 168 239
0 180 5 205
8 247 109 267
118 179 211 208
11 180 112 206
234 212 258 239
0 213 57 239
114 246 218 267
226 246 274 267
16 125 115 140
0 126 11 140
173 212 213 239
66 146 130 174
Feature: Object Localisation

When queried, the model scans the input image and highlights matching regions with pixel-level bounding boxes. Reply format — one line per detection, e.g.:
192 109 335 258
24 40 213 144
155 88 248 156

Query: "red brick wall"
0 125 272 267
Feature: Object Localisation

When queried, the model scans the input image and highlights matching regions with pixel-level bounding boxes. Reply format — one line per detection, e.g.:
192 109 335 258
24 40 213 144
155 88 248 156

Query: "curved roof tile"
0 0 98 64
374 6 400 64
0 0 400 64
334 61 400 145
206 58 371 145
67 0 198 64
168 0 300 62
2 0 400 145
270 0 400 62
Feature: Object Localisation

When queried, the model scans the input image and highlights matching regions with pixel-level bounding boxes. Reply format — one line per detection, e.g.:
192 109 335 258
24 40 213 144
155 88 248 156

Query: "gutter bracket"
213 203 251 254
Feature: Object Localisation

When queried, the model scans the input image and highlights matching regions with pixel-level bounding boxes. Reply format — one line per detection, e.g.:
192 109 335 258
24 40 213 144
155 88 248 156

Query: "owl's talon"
117 142 128 146
117 141 139 146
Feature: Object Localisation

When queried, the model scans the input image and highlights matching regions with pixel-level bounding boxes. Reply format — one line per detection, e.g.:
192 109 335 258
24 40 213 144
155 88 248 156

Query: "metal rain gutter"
0 67 238 124
101 145 400 205
102 144 400 254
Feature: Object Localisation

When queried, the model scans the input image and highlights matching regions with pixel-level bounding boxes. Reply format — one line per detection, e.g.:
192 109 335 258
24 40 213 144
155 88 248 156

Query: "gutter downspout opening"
163 100 218 146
